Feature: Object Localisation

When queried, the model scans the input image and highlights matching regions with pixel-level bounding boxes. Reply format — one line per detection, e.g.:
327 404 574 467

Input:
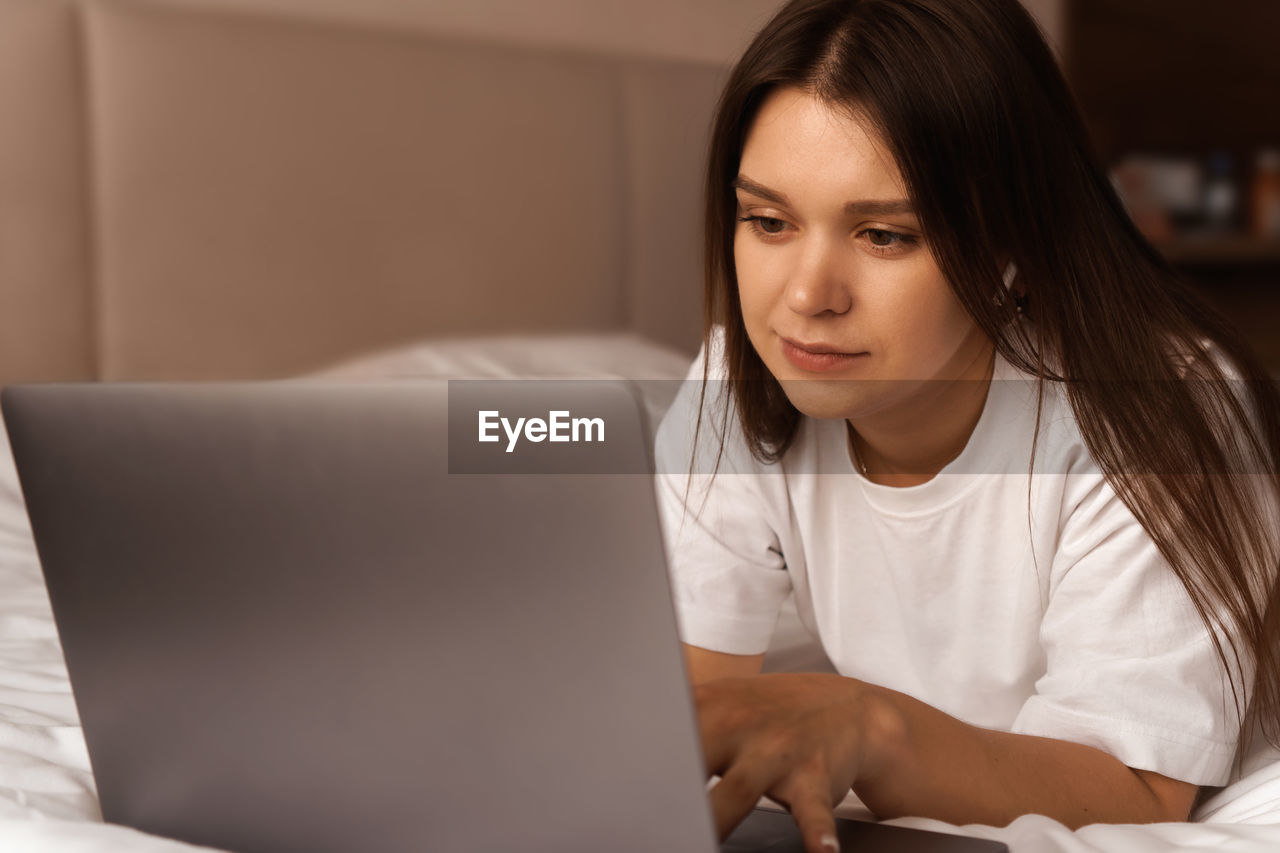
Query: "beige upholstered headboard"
0 0 724 383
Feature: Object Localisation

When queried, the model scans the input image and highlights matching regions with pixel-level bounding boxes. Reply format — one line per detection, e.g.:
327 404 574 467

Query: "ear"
1002 261 1018 290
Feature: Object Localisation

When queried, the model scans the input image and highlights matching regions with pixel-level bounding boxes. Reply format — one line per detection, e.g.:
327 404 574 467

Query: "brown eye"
857 227 919 256
738 215 786 233
736 215 791 241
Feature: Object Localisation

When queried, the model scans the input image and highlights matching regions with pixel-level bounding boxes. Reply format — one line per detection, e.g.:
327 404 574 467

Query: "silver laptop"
2 379 1005 853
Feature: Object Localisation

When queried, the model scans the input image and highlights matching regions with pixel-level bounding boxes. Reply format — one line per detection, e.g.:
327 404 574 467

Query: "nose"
783 237 852 317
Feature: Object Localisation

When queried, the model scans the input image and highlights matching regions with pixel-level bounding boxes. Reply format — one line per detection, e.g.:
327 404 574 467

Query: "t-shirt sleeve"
652 332 790 655
1010 464 1245 786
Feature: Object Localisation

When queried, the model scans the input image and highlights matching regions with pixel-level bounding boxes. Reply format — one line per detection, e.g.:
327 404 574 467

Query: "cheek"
876 286 956 339
917 278 976 344
863 267 974 357
733 240 780 325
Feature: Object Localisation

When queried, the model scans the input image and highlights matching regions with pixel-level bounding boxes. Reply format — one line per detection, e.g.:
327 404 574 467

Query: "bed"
4 334 1280 853
2 0 1279 850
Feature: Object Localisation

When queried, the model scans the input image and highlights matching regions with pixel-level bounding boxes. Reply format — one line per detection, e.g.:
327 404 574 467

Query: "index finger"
785 777 841 853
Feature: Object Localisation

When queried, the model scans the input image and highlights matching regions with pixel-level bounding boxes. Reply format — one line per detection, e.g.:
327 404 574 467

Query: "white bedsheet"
2 332 1279 852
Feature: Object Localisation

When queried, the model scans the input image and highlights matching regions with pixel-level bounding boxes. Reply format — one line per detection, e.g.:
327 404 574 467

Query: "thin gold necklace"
845 421 869 476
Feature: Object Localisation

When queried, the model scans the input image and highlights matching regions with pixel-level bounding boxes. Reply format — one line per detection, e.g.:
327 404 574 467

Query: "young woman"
651 1 1280 851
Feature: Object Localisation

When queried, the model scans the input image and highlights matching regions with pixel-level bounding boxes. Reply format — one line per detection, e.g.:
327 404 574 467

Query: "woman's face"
733 86 992 421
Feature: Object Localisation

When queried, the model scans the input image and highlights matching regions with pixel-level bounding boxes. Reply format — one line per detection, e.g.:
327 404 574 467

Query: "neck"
848 343 996 488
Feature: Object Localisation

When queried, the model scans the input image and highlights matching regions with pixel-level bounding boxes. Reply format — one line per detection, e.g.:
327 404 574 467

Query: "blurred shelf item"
1253 149 1280 238
1153 236 1280 267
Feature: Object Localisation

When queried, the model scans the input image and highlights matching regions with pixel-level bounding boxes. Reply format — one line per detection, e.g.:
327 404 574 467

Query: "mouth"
779 337 867 373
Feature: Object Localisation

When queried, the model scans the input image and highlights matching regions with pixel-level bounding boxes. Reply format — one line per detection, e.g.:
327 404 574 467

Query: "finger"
785 777 841 853
709 764 773 842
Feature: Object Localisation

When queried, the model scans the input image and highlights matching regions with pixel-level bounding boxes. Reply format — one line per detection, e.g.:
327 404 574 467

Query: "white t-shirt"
653 328 1251 786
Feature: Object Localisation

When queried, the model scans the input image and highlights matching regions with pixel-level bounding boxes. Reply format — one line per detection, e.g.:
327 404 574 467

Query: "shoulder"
983 349 1094 480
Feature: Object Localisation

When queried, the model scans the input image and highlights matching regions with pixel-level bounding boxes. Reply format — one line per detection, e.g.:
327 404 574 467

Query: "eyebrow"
732 174 915 217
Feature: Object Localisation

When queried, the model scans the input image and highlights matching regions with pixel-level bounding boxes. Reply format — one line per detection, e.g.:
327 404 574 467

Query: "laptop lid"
3 379 719 853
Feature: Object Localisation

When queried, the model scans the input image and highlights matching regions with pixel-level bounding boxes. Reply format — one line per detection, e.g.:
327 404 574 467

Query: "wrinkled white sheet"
1 332 1279 852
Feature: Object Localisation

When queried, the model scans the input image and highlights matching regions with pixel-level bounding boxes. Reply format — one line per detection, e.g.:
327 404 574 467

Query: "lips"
779 337 866 373
782 337 859 356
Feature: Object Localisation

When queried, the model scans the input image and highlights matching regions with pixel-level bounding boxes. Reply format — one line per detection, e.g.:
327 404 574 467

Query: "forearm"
855 681 1194 828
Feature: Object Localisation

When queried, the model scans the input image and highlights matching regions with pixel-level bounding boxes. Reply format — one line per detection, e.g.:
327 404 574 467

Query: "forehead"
738 87 907 205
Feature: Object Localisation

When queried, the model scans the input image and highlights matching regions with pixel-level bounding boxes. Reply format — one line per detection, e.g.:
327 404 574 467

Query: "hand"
694 673 893 853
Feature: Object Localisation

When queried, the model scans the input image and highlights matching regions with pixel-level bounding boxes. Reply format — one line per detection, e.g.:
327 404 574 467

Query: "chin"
774 376 877 420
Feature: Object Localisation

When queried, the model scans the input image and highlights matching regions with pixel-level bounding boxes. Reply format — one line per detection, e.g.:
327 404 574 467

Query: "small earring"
991 262 1017 310
1001 262 1027 315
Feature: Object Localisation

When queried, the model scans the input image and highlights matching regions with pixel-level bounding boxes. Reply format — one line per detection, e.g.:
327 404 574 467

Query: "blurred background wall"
149 0 1067 63
0 0 1273 384
157 0 789 63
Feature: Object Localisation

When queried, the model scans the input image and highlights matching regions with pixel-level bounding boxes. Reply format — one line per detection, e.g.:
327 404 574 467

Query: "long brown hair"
700 0 1280 753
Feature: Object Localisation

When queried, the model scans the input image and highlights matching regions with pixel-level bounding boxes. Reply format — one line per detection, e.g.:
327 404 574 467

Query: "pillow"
309 331 693 381
307 331 695 444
